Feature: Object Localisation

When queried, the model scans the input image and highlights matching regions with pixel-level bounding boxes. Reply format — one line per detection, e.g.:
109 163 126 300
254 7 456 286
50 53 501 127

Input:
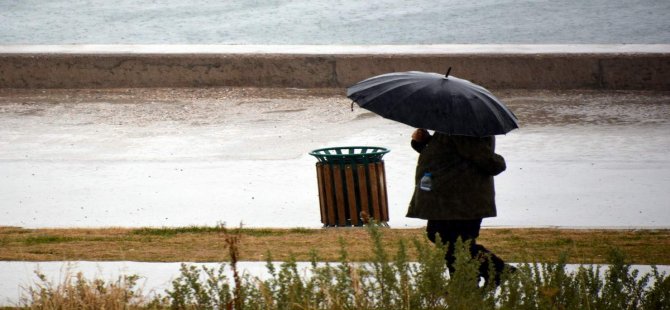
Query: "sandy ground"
1 88 669 229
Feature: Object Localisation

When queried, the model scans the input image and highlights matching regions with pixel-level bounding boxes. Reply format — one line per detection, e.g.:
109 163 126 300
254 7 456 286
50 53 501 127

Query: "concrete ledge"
1 45 669 90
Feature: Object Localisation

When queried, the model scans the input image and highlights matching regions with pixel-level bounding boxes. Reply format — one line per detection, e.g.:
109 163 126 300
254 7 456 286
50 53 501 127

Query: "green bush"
20 225 670 309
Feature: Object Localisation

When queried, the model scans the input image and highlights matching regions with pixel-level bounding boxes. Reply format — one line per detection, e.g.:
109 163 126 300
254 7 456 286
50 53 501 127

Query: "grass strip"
0 226 667 264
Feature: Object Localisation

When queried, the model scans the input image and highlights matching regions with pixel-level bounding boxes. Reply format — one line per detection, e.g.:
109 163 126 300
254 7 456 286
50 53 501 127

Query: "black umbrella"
346 69 519 137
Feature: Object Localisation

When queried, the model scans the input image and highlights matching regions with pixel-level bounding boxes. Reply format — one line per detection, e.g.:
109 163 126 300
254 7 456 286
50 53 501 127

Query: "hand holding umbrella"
411 128 431 143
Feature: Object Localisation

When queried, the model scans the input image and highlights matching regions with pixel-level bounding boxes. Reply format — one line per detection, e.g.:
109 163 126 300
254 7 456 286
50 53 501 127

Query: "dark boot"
475 245 514 286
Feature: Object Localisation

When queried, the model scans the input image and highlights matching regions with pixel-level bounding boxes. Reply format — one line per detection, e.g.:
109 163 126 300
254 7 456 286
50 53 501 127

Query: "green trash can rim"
309 146 390 163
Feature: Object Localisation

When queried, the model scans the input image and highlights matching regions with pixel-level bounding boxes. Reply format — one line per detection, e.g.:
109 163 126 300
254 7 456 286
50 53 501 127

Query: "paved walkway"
1 88 669 228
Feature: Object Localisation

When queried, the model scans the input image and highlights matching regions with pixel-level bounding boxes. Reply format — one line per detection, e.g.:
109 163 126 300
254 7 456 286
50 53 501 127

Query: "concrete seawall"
1 45 669 90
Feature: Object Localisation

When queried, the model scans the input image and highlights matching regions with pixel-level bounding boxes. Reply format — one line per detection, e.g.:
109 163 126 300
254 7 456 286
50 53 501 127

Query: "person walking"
407 128 514 286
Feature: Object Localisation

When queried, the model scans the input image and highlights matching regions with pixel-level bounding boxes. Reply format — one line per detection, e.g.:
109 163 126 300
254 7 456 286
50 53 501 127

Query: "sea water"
1 0 669 44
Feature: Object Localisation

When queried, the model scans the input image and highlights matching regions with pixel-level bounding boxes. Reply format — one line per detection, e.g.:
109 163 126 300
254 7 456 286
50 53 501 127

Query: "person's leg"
427 219 512 286
473 244 510 286
453 219 485 280
471 235 515 286
426 219 482 275
426 220 458 274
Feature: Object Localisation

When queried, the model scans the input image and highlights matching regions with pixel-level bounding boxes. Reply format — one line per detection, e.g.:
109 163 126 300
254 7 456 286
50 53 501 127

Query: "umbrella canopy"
346 70 519 137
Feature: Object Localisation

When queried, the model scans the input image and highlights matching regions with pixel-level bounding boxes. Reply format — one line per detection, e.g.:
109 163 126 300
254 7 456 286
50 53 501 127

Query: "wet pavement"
1 88 669 228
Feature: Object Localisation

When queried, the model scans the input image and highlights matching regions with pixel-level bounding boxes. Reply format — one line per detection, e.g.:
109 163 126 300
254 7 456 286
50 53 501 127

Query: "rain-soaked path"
0 88 669 229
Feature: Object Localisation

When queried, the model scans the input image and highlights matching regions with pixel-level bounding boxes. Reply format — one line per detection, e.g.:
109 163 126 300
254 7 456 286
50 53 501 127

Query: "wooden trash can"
309 146 390 227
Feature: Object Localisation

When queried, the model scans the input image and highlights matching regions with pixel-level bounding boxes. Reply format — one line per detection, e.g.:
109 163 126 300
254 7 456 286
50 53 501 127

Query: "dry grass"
18 271 148 310
0 226 668 264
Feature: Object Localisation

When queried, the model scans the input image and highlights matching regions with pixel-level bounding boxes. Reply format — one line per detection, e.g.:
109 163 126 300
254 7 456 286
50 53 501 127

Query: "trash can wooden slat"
376 161 389 222
322 166 336 225
344 166 358 226
316 166 327 224
368 163 381 221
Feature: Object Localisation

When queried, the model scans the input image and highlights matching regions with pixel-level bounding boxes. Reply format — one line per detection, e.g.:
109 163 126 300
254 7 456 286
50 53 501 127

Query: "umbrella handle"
351 101 354 111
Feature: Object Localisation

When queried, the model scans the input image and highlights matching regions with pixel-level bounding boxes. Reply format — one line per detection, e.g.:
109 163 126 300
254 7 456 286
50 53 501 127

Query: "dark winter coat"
406 133 506 220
